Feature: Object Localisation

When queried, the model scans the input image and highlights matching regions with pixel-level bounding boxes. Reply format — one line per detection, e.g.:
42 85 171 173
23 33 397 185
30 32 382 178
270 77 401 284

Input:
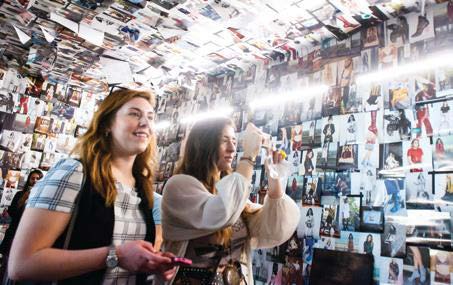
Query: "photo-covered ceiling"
0 0 444 94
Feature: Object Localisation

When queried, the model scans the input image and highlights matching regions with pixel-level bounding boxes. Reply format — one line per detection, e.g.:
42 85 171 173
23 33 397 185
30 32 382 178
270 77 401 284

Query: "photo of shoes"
412 15 430 37
408 7 435 43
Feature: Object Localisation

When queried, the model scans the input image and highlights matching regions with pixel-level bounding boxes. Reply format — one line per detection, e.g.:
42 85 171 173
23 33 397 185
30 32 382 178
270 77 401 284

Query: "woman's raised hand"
242 123 264 158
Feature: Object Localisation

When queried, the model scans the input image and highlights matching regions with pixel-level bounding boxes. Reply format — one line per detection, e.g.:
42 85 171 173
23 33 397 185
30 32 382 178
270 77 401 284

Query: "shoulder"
27 158 84 212
47 157 83 175
164 174 204 190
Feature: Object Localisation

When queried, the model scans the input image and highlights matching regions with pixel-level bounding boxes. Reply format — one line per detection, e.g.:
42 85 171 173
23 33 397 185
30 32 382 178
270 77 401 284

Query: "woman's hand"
155 251 177 281
242 123 264 158
116 240 175 276
264 151 287 199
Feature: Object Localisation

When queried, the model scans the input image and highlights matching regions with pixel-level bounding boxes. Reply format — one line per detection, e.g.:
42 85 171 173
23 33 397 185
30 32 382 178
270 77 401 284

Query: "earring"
105 131 110 137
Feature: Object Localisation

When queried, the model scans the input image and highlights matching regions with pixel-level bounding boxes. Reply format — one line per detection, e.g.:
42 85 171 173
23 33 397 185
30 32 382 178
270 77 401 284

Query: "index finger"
144 251 173 265
158 251 176 258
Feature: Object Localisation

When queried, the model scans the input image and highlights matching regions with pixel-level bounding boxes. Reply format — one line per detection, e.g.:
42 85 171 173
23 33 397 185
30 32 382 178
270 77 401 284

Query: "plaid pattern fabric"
27 158 147 285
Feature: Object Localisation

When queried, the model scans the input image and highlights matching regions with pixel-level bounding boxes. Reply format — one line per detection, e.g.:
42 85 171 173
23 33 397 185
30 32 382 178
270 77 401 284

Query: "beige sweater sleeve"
162 173 251 241
247 194 300 249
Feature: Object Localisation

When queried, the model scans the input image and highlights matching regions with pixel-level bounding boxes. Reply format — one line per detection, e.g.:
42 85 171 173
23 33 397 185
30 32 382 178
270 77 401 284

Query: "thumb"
141 241 156 253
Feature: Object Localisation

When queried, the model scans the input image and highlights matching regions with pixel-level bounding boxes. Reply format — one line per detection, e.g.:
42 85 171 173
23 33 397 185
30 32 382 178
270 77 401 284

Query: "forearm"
9 246 108 281
235 159 254 182
267 177 283 199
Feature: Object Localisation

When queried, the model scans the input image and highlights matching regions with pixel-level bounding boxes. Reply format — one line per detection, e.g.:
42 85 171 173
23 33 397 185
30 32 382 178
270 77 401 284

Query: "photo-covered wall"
155 3 453 285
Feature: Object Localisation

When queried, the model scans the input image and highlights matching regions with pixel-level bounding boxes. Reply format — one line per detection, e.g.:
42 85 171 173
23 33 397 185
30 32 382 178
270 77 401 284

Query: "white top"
161 172 300 285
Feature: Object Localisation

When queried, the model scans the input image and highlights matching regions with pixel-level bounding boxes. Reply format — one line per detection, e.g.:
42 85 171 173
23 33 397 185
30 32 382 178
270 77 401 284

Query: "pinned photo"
385 78 412 110
338 195 361 232
266 262 283 285
434 173 453 206
252 249 269 283
339 113 364 145
407 8 435 44
320 203 340 238
281 256 303 285
435 66 453 97
30 133 46 151
382 109 413 143
381 217 406 258
20 151 42 170
301 121 316 149
431 101 453 136
34 116 50 134
413 104 433 138
301 176 321 206
322 87 341 116
0 130 24 152
403 246 430 284
358 233 381 257
300 149 317 176
351 170 374 205
414 72 436 103
360 82 383 112
379 257 404 285
429 249 452 285
382 178 407 216
336 231 361 253
286 174 304 201
0 111 16 133
432 135 453 171
337 144 358 170
290 125 303 152
12 113 35 134
406 172 433 209
380 142 403 176
402 138 432 173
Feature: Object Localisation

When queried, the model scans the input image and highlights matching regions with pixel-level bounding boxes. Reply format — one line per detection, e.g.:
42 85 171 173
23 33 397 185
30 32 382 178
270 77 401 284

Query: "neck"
111 154 136 178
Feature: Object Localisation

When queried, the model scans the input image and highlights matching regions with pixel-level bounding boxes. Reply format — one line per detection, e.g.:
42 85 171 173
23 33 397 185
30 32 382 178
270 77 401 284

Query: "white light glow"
377 163 433 175
249 84 329 110
181 106 234 124
356 51 453 84
154 120 171 131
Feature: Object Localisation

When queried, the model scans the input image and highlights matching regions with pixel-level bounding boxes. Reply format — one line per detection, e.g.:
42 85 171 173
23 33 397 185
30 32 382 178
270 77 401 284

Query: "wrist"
239 156 256 166
105 244 119 269
242 152 256 160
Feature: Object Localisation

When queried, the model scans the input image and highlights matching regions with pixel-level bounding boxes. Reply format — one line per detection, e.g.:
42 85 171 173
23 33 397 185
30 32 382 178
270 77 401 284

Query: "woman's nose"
227 141 236 152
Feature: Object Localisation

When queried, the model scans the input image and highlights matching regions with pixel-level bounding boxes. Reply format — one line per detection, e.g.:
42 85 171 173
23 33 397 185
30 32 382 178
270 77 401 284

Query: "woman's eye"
130 112 140 117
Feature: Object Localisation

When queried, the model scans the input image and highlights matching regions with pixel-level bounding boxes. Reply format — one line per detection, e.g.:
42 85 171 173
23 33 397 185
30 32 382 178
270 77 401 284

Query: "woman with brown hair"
161 118 299 284
8 89 176 284
0 169 43 281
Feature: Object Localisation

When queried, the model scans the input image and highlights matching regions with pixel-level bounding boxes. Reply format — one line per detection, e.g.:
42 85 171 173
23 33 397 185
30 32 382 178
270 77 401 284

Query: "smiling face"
109 97 155 157
216 125 237 172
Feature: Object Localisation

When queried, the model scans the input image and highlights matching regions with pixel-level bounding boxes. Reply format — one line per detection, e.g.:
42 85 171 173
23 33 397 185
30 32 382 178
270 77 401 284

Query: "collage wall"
0 2 452 285
155 3 453 285
0 70 99 229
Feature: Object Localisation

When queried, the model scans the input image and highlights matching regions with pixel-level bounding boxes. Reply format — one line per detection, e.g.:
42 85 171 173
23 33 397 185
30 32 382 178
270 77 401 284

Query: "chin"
130 146 148 155
217 163 231 172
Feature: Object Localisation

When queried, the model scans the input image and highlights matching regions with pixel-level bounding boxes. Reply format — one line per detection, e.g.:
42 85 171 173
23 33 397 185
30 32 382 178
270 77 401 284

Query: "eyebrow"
128 107 155 114
223 135 237 141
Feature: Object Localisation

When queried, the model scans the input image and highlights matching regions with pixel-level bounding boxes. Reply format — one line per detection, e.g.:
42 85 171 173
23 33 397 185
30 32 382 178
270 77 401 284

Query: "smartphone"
171 257 193 266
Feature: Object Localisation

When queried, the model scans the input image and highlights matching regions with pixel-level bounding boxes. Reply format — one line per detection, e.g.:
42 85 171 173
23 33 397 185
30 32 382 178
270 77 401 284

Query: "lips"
133 131 149 138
